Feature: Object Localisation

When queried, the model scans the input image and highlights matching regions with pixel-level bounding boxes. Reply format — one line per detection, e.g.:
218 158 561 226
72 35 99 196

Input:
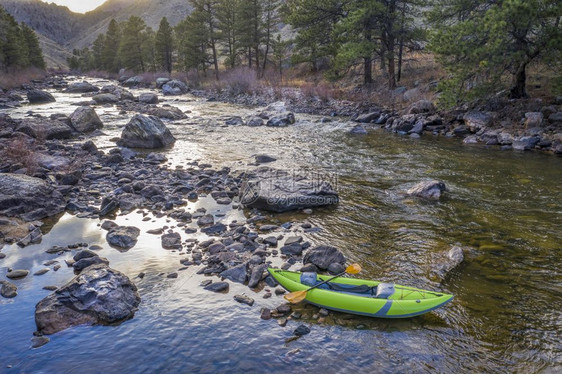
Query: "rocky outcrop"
0 174 65 221
16 118 73 140
35 264 140 335
406 180 447 200
27 90 56 104
239 167 339 212
118 114 176 149
64 81 99 93
70 106 103 133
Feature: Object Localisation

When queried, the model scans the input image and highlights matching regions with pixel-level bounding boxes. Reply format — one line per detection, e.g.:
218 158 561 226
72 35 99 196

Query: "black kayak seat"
300 272 376 295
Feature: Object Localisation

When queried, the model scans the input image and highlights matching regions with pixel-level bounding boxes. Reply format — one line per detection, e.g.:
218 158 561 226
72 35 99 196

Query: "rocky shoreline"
1 74 467 344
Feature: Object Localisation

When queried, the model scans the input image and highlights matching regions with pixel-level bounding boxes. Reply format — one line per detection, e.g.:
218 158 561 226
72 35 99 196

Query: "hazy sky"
41 0 107 13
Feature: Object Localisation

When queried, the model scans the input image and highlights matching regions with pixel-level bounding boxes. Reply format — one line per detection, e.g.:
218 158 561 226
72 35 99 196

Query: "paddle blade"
284 290 307 304
346 263 362 274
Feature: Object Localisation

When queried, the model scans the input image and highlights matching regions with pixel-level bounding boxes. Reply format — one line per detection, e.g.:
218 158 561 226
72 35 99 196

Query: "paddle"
284 263 362 304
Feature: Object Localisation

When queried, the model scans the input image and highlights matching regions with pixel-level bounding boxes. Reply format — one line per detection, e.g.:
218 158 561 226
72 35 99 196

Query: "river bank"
0 74 561 372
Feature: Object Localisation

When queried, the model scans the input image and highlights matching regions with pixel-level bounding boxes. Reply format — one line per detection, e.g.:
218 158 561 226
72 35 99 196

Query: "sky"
40 0 107 13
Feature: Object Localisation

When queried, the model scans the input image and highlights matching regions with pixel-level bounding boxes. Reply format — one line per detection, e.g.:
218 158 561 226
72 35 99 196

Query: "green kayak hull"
268 268 453 318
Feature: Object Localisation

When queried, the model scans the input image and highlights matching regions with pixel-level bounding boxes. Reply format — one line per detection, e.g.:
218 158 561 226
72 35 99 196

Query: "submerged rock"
430 246 466 282
239 167 339 212
118 114 176 149
204 281 229 292
35 264 140 335
349 124 368 135
233 294 255 306
406 180 447 200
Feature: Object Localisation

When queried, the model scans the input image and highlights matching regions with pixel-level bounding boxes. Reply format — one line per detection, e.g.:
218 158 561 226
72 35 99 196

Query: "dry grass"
0 68 47 90
0 136 40 175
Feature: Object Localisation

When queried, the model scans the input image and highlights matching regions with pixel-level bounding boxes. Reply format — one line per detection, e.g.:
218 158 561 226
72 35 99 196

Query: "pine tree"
236 0 263 69
428 0 562 104
272 34 290 77
155 17 174 73
284 0 344 73
102 19 121 73
120 16 147 73
142 27 157 72
216 0 240 68
1 10 26 69
20 22 45 69
92 33 106 70
176 12 210 74
261 0 281 75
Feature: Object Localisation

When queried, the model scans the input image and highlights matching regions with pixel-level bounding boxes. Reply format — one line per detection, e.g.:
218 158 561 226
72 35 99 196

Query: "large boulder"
122 76 146 88
139 93 159 104
239 167 339 212
118 114 176 149
100 85 135 101
70 106 103 133
267 113 296 127
64 81 99 93
0 174 65 221
162 80 189 96
355 111 381 123
408 100 435 114
35 264 140 335
406 180 447 200
92 93 119 104
463 111 492 132
16 118 72 140
145 106 187 120
303 246 345 270
27 90 55 104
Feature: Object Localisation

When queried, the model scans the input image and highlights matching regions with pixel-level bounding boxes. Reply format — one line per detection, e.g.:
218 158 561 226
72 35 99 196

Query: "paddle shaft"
304 271 347 292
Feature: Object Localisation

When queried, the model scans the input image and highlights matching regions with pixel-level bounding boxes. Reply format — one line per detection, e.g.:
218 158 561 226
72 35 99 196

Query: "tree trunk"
364 57 373 86
509 62 528 99
248 48 252 68
397 2 406 82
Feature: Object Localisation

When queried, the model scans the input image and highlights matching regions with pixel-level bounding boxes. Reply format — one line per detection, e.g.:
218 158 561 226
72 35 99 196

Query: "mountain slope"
71 0 192 49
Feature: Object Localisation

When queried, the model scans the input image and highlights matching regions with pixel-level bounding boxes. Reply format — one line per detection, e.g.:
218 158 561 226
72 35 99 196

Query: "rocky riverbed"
0 75 560 372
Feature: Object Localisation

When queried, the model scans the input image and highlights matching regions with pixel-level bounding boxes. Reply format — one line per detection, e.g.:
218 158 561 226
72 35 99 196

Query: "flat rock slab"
6 269 29 279
35 264 140 335
240 167 339 212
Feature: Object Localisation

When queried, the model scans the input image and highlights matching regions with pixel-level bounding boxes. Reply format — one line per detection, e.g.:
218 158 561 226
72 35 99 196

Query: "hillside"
0 0 193 68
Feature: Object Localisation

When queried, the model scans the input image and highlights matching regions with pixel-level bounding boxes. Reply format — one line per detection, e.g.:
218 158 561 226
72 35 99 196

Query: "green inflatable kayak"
268 268 453 318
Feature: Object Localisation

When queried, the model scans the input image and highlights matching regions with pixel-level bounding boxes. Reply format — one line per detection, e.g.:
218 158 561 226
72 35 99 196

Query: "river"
0 77 560 373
